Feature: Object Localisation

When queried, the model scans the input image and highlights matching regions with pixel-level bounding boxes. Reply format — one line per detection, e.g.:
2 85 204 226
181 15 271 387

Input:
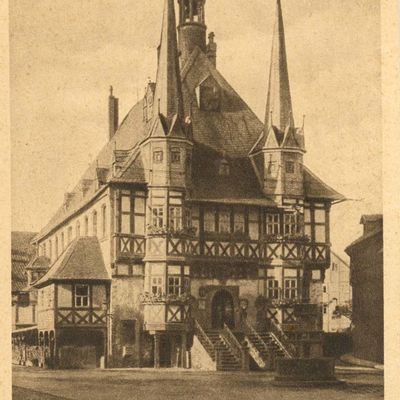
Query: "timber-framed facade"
21 0 345 370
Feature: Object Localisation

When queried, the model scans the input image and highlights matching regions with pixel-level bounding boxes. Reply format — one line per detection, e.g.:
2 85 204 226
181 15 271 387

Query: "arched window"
101 205 107 238
76 221 81 238
93 211 98 236
49 239 52 260
84 216 89 236
55 237 59 258
61 232 65 251
68 226 73 243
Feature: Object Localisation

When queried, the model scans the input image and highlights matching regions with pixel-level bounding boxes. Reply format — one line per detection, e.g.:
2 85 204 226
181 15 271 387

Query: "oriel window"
101 205 107 238
75 284 89 307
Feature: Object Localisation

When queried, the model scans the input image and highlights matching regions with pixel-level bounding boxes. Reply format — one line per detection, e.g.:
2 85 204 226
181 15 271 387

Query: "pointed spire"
154 0 184 122
264 0 294 132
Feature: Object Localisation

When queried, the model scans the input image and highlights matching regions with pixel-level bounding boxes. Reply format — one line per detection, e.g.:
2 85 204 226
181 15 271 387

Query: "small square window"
286 161 295 174
153 150 163 163
171 149 181 163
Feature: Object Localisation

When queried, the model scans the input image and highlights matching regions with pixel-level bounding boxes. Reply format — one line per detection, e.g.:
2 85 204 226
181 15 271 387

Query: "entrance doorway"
211 290 235 330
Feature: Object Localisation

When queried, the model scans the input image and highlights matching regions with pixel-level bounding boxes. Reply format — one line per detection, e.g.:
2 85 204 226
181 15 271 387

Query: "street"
12 365 383 400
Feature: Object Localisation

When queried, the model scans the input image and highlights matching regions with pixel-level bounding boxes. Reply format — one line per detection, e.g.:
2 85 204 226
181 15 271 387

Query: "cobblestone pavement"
12 365 384 400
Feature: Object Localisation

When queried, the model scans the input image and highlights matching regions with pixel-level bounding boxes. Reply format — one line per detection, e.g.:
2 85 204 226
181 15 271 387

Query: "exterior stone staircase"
243 321 296 370
194 321 247 371
206 331 242 371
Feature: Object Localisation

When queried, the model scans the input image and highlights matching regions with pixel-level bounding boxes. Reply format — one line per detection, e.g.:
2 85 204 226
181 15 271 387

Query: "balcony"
165 235 329 265
115 232 329 266
141 293 191 332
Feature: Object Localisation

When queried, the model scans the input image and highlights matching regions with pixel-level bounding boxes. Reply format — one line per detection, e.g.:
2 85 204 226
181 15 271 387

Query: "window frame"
169 206 183 232
170 148 181 164
266 213 280 235
74 284 90 308
153 149 163 163
93 211 98 237
285 161 295 174
284 278 297 300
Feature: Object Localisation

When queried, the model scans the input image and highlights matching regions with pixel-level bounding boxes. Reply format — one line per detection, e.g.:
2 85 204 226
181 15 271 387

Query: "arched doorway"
211 290 235 330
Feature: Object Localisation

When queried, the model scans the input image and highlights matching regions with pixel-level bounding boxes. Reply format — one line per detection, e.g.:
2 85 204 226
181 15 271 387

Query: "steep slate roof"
34 237 110 288
182 47 264 158
25 255 51 271
303 166 345 201
11 232 37 292
35 1 344 242
34 99 149 242
190 143 274 206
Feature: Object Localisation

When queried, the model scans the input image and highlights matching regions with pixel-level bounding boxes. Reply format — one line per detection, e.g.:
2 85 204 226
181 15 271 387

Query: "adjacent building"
322 252 352 333
29 0 345 370
345 215 383 364
11 231 38 330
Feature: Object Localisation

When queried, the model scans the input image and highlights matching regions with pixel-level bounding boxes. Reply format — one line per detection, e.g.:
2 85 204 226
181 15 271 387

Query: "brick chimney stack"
109 86 119 140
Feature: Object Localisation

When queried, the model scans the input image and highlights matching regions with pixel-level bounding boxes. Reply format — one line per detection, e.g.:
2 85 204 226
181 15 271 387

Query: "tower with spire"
262 0 306 205
29 0 345 371
141 0 193 189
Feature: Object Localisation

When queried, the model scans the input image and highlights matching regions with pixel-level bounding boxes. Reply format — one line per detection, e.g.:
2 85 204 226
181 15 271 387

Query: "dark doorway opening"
211 290 235 330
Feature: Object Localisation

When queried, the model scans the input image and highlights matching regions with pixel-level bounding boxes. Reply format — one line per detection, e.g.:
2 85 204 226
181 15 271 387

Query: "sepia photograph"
8 0 387 399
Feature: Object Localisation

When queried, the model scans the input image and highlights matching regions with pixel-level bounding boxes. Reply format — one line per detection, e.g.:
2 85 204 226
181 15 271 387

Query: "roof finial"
109 85 113 97
302 114 306 129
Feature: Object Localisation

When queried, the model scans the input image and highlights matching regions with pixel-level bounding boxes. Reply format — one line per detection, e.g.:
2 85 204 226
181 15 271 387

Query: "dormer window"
171 148 181 163
196 75 221 112
219 159 230 176
285 161 295 174
153 149 163 163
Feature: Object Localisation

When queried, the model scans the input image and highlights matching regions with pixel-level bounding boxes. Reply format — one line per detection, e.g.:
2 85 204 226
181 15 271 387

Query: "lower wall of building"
190 336 216 371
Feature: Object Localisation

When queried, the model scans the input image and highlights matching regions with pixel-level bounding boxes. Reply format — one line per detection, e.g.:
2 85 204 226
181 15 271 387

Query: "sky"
10 0 381 260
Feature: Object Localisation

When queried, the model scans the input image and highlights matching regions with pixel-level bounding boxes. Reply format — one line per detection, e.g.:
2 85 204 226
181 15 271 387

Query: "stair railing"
194 320 216 360
222 323 249 371
269 319 297 358
243 320 271 355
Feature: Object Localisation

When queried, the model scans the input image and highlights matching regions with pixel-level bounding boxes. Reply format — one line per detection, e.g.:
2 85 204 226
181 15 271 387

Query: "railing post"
241 343 250 371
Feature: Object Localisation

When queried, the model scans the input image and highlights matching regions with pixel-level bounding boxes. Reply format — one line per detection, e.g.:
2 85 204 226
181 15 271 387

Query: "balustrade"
114 232 328 264
56 308 107 326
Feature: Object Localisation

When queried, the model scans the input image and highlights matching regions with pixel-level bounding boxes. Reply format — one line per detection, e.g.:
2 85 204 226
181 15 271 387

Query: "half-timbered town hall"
14 0 344 370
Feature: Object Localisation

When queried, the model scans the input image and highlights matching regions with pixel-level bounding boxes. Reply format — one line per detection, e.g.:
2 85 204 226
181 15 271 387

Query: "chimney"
109 86 119 140
361 215 383 235
206 32 217 67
